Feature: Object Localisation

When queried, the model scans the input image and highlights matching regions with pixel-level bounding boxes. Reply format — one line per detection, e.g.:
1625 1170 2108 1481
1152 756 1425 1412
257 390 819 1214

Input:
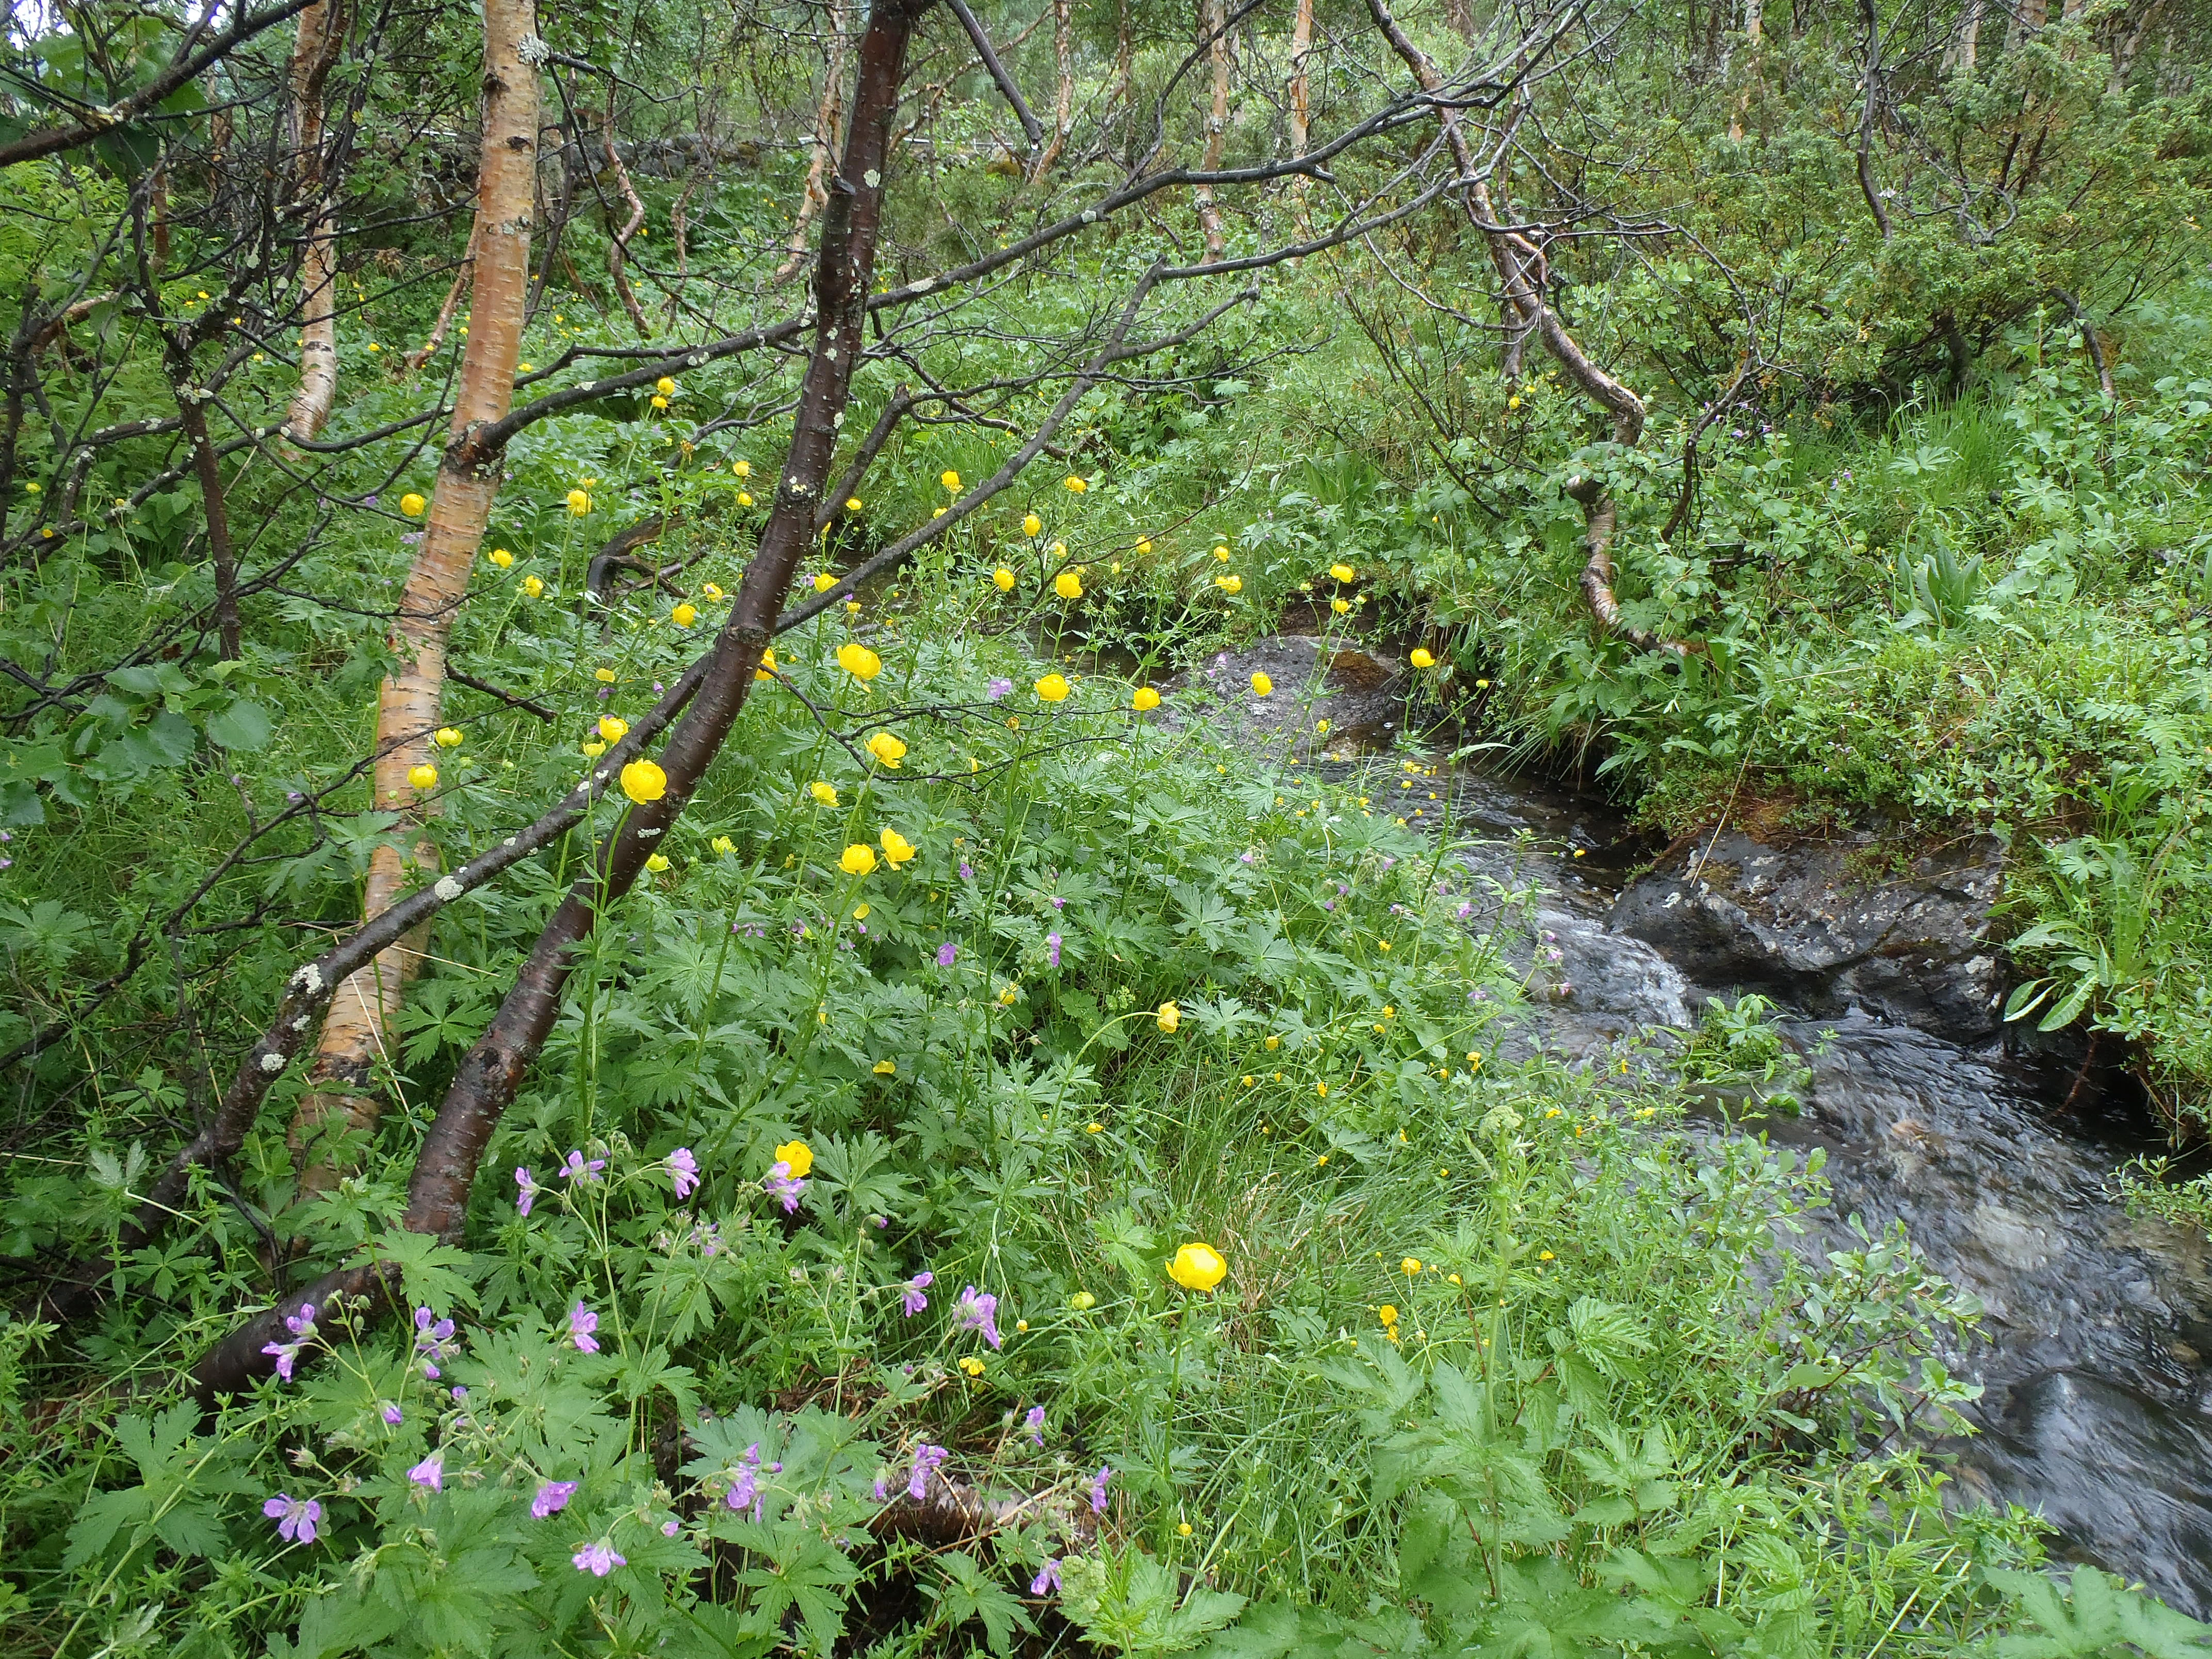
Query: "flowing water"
1371 759 2212 1616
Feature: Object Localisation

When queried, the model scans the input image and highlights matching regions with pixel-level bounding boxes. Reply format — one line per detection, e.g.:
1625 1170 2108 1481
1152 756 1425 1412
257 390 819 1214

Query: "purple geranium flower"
413 1306 457 1378
1089 1465 1113 1513
1031 1558 1062 1595
902 1271 933 1316
958 860 974 880
408 1452 444 1491
532 1479 578 1519
668 1146 700 1200
955 1285 1002 1349
988 677 1014 701
263 1492 322 1544
559 1149 606 1183
1046 931 1062 968
765 1160 806 1213
574 1540 626 1576
381 1402 403 1426
907 1442 950 1500
936 941 958 968
723 1443 763 1515
261 1301 318 1382
515 1166 540 1216
568 1301 599 1353
1024 1405 1046 1446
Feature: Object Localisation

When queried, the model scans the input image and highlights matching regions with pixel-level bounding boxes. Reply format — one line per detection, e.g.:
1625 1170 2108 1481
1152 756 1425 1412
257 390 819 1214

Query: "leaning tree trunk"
198 0 929 1402
284 0 344 442
286 0 540 1189
1365 0 1685 657
1028 0 1074 182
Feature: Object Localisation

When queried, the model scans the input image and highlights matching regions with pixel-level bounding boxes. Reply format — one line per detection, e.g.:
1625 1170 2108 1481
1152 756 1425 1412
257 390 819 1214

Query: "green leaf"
206 698 274 751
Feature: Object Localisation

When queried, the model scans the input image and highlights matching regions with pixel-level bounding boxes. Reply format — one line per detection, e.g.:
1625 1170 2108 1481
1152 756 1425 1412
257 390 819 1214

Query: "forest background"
6 0 2212 1649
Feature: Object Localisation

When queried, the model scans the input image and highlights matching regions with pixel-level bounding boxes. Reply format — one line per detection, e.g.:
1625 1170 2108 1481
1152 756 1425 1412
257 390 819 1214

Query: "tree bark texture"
200 0 930 1404
283 0 345 441
1194 0 1230 259
287 0 540 1189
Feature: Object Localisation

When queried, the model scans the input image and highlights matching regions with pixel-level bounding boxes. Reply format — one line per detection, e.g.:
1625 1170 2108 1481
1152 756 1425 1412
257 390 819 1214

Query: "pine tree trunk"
287 0 540 1188
1288 0 1313 223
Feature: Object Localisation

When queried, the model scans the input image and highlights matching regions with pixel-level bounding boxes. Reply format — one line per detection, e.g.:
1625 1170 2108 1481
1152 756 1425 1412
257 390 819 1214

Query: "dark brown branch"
186 0 934 1402
943 0 1044 148
449 668 557 722
0 0 320 168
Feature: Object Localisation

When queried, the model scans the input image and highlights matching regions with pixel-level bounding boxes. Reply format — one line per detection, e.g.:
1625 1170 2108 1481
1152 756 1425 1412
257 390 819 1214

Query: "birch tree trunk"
287 0 541 1187
202 0 931 1402
1194 0 1229 259
283 0 344 442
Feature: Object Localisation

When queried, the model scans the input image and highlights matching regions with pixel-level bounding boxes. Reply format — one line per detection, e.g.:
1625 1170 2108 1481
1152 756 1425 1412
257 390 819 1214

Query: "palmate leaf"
1987 1566 2212 1657
922 1550 1038 1657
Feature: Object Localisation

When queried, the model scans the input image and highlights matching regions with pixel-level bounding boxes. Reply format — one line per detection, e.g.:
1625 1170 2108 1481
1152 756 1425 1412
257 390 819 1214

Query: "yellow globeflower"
941 469 962 492
1410 648 1436 669
1156 1001 1180 1033
1022 513 1042 537
619 760 667 803
1063 475 1087 493
880 827 917 867
845 497 864 512
1166 1242 1227 1292
399 492 426 516
993 567 1017 591
408 763 438 790
734 460 752 479
814 573 838 593
650 395 669 410
1053 571 1082 600
522 575 544 597
489 548 513 567
737 491 754 507
810 780 839 807
866 731 906 768
873 1059 895 1075
711 835 737 854
566 489 592 515
1035 673 1071 703
774 1140 814 1177
1377 1304 1398 1326
1136 537 1152 555
433 726 463 749
1250 672 1273 697
672 602 697 627
837 642 884 681
841 843 879 875
1330 562 1355 583
1215 574 1243 595
598 716 628 743
1133 686 1161 711
1264 1034 1280 1050
581 741 605 757
1213 545 1230 562
701 582 724 600
755 646 778 681
1331 597 1351 614
1401 1257 1423 1276
656 375 676 395
644 853 671 872
594 666 617 682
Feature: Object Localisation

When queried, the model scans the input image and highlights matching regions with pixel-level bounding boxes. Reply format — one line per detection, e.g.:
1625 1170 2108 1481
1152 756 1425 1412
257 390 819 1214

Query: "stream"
1421 762 2212 1618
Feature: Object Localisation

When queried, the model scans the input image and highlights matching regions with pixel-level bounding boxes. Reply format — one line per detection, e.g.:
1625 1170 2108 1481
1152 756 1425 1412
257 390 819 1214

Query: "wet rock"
1966 1369 2212 1618
1608 829 2006 1042
1174 636 1409 757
